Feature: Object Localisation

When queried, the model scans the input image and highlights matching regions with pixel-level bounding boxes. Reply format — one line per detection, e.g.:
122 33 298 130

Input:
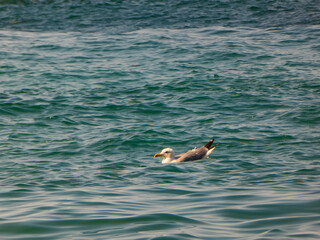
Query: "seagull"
154 138 219 164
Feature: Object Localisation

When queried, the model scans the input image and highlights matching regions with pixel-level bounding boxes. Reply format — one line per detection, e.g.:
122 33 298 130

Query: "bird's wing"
175 147 208 162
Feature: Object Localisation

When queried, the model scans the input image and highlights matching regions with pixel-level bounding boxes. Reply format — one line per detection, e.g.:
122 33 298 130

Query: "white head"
154 148 175 163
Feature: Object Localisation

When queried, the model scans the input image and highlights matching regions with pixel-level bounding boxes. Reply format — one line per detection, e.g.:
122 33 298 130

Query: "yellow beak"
154 153 162 158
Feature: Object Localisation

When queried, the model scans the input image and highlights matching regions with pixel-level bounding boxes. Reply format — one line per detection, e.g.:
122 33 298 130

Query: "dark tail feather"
204 139 214 149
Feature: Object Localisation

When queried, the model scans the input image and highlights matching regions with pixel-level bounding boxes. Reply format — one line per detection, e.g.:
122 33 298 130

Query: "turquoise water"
1 1 320 239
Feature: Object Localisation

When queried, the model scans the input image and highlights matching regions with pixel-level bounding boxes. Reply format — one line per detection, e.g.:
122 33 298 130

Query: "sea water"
0 1 320 239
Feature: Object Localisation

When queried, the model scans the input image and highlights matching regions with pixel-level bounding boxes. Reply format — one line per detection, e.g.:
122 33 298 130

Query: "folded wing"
175 147 208 162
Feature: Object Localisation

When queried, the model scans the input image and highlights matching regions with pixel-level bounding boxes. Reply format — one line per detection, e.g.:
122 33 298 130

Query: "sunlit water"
1 1 320 239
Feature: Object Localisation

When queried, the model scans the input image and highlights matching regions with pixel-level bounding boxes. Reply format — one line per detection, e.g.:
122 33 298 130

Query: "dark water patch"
0 213 203 233
0 101 48 115
293 168 320 176
134 187 195 197
150 233 198 240
0 188 34 198
1 0 320 32
287 233 320 239
219 198 320 221
238 215 320 230
0 221 59 236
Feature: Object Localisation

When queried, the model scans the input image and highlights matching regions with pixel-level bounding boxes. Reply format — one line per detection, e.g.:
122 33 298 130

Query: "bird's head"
154 148 175 160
